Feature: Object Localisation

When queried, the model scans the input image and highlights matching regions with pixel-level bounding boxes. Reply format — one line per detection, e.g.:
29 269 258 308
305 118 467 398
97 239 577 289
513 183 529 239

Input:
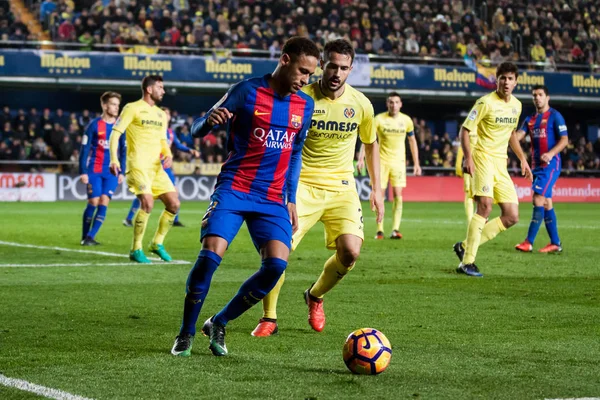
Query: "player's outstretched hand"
462 156 475 176
79 174 89 184
190 149 200 158
413 164 422 176
540 152 552 164
163 156 173 169
287 202 298 234
371 188 384 224
109 163 120 177
207 108 233 127
521 160 533 181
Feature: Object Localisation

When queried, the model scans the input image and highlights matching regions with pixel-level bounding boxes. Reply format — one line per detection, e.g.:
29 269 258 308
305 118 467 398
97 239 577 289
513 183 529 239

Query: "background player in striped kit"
78 91 126 246
123 106 199 228
171 37 319 357
515 85 568 253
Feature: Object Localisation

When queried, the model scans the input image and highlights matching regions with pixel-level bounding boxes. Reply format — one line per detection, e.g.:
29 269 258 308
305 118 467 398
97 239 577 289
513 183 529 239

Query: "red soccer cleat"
304 288 325 332
515 239 533 252
374 231 384 240
539 243 563 254
390 230 403 239
251 318 278 337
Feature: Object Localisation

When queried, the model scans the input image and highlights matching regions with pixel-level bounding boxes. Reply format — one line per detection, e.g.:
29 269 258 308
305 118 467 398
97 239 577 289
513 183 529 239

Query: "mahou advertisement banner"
0 173 57 201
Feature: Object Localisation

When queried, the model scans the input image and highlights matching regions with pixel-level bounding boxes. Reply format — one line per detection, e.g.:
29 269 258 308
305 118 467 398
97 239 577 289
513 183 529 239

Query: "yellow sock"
310 253 354 298
152 209 176 245
479 217 506 246
377 220 384 233
463 213 486 264
392 196 403 231
132 209 150 251
464 194 474 225
262 272 285 319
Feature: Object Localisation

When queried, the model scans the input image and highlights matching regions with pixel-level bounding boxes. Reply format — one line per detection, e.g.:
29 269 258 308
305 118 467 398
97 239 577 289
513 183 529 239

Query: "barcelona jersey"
79 117 126 175
192 75 314 204
519 108 568 169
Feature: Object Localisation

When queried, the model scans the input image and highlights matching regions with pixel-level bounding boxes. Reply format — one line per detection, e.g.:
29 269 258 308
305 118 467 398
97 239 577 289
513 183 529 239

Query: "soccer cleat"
456 262 483 277
173 221 185 227
81 236 101 246
171 333 194 357
251 318 279 337
122 219 133 227
515 239 533 253
202 316 227 356
539 243 563 254
390 230 403 239
453 241 465 262
304 287 325 332
149 243 172 262
129 249 151 264
374 231 384 240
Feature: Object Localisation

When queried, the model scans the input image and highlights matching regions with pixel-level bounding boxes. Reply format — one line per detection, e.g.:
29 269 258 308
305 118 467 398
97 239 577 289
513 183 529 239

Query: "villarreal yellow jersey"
109 99 170 171
462 91 521 159
299 82 376 191
375 111 414 165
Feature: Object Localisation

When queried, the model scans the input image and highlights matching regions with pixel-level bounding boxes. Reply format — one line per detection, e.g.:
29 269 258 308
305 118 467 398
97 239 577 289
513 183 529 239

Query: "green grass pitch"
1 201 599 399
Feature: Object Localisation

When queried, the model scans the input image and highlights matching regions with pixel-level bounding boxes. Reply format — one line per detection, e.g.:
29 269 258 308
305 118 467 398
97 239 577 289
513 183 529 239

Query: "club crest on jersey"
344 108 355 119
291 114 302 129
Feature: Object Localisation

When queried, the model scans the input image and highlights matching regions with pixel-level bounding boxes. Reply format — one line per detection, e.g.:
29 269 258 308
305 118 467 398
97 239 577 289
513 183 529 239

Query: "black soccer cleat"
81 237 101 246
453 241 465 262
171 333 194 357
202 316 227 356
456 262 483 277
173 221 185 227
122 219 133 227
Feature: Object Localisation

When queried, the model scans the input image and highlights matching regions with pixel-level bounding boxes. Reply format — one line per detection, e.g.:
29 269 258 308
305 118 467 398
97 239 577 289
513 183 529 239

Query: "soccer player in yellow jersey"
455 130 477 225
251 39 384 337
454 62 532 277
358 92 422 240
109 75 180 264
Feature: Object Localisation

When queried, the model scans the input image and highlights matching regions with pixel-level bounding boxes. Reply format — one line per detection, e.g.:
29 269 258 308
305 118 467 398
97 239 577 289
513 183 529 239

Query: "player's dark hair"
142 75 163 93
281 36 320 61
323 39 355 64
387 92 401 100
496 62 519 78
532 85 549 95
100 91 121 104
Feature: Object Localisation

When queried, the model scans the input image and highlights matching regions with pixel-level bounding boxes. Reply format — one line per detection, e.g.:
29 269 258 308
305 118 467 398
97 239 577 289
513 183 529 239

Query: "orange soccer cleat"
374 231 384 240
515 239 533 252
304 288 325 332
390 230 403 239
250 318 278 337
539 243 563 254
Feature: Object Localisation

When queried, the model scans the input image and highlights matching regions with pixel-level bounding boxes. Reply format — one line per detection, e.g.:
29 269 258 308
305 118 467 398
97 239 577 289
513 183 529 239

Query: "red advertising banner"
398 176 600 202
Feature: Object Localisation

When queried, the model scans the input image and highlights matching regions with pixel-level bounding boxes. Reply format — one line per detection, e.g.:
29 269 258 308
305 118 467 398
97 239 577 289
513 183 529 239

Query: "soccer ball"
342 328 392 375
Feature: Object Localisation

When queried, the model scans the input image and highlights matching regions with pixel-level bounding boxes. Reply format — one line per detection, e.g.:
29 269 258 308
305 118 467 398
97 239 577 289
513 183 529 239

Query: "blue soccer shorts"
164 167 176 185
87 173 119 199
200 189 292 250
532 162 560 198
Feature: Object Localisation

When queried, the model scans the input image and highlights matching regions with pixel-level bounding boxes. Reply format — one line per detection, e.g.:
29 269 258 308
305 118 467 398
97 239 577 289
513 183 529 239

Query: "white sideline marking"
0 240 189 265
0 262 167 268
545 398 600 400
0 373 93 400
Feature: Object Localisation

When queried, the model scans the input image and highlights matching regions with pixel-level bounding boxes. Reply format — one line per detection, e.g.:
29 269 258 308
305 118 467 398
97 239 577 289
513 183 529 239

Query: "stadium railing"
1 40 598 73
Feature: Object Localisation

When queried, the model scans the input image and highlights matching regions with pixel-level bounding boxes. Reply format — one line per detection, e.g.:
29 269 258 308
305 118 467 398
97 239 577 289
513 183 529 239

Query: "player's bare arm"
408 135 421 176
509 129 533 181
364 141 384 223
542 135 569 164
460 127 475 176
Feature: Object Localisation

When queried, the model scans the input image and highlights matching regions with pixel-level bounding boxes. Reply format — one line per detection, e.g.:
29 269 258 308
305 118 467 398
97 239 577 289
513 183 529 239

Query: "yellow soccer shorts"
472 152 518 204
126 165 176 198
292 182 364 251
380 162 406 189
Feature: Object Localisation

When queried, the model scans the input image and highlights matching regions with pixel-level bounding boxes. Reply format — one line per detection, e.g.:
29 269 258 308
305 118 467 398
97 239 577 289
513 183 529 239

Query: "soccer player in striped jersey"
253 39 384 337
78 91 126 246
171 37 319 357
123 107 199 228
515 85 568 253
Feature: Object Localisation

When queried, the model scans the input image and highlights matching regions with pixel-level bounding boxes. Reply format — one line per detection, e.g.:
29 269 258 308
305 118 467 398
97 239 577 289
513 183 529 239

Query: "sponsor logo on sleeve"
468 109 478 121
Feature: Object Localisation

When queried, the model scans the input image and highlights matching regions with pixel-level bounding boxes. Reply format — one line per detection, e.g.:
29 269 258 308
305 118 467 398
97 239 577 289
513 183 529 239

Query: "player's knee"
262 257 288 277
169 198 180 213
476 202 492 217
503 213 519 228
338 247 360 267
88 198 99 207
544 198 553 210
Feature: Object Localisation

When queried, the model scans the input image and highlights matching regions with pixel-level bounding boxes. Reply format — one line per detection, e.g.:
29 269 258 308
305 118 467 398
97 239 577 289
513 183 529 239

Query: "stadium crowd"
1 106 599 176
0 0 598 69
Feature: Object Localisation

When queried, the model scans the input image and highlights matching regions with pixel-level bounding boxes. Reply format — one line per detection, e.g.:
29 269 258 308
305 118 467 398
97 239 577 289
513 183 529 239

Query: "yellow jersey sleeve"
462 96 490 133
110 103 136 167
406 115 415 136
358 99 376 144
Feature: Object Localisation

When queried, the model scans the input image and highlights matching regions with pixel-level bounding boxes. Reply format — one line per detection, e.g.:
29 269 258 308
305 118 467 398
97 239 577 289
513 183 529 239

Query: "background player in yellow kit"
454 62 532 277
109 75 180 264
252 39 384 337
357 92 421 240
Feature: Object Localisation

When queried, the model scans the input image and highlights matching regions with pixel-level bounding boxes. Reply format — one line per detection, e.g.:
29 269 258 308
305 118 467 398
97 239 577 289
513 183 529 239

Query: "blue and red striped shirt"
192 75 314 204
520 107 568 169
79 117 126 175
